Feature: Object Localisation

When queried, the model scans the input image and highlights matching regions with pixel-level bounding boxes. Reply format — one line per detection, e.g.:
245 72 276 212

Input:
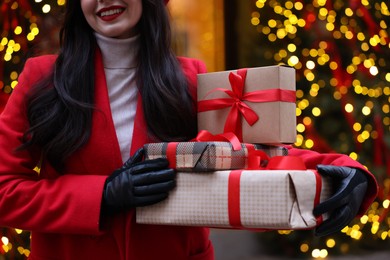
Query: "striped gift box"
136 169 332 230
144 142 288 172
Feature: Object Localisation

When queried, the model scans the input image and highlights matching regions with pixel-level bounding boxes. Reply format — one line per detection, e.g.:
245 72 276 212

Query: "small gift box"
136 169 332 230
144 141 288 172
197 66 297 144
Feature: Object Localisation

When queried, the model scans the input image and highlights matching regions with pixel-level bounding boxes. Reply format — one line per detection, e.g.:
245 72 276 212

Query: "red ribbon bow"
198 69 296 141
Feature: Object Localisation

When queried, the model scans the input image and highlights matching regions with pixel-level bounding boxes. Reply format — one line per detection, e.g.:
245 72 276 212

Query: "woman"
0 0 378 259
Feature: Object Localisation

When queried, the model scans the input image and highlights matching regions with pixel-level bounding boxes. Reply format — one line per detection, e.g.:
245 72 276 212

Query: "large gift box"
144 141 288 171
197 66 297 144
136 169 332 230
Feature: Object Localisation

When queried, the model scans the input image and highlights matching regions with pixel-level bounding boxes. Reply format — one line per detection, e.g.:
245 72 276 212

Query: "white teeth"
100 9 122 17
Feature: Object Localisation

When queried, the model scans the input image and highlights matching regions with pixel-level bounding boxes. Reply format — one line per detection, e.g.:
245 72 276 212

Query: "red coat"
0 52 378 260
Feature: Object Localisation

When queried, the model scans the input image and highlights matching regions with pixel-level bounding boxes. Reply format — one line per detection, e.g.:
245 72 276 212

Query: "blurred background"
0 0 389 259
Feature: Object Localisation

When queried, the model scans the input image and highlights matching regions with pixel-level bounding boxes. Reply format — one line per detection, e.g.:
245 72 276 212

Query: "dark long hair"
21 0 196 172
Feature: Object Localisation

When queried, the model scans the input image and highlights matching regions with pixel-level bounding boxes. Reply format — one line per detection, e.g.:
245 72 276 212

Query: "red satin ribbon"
314 171 323 225
192 130 242 151
166 142 178 169
227 156 323 229
198 69 296 141
228 170 243 228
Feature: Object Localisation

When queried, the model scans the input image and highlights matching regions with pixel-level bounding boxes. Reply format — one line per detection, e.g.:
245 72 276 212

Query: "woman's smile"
97 6 125 22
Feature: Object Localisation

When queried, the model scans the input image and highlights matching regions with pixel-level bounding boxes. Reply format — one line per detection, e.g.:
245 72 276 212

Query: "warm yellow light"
31 27 40 36
349 152 358 160
1 236 9 246
345 8 354 16
362 106 372 116
42 4 51 13
312 107 321 117
326 23 335 31
298 99 310 110
297 123 305 133
383 104 389 113
360 215 369 224
300 243 309 253
268 19 277 28
320 249 328 258
305 60 315 70
345 31 354 39
268 33 277 42
329 61 338 70
383 200 390 209
295 134 304 146
4 53 12 61
361 42 370 51
303 117 312 126
27 33 35 41
294 2 303 10
326 239 336 248
305 72 315 81
345 103 354 113
305 139 314 149
369 66 379 76
353 123 361 131
288 55 299 66
14 26 23 35
312 249 320 258
287 44 296 53
251 17 260 26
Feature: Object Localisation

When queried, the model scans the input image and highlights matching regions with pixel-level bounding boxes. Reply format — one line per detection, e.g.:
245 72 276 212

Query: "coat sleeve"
0 56 107 235
287 145 378 216
177 56 207 100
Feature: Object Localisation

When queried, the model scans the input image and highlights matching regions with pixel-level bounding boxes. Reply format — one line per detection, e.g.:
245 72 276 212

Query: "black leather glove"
101 148 175 215
313 165 368 237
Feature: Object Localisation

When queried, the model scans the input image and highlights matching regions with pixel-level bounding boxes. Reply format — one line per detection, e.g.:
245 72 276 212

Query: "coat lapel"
129 95 148 156
68 50 149 175
67 50 123 175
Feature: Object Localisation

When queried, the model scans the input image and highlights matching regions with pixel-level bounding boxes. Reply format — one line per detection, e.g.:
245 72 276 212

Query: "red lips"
97 6 125 22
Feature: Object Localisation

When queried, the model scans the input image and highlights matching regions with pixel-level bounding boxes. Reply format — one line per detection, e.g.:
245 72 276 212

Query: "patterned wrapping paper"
136 170 332 230
144 142 288 172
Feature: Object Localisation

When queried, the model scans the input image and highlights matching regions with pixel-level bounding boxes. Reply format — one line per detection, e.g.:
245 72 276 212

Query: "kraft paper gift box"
136 169 332 230
197 66 297 144
144 141 288 172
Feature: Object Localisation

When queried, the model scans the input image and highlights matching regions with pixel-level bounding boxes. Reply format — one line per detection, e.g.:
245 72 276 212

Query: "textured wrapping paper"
144 142 288 172
197 66 297 144
136 170 332 230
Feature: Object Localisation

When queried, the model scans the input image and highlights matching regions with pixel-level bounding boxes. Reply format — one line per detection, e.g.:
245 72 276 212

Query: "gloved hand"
101 148 175 215
313 165 368 237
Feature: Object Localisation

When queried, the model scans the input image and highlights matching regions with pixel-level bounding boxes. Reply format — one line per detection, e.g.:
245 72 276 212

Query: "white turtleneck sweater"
94 33 139 163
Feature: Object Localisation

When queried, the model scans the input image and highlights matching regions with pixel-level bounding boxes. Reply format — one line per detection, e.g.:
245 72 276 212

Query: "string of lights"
251 0 390 258
1 1 65 258
0 0 389 259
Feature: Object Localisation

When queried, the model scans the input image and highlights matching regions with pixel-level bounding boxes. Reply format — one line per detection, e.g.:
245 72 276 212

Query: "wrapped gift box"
144 142 288 172
197 66 297 144
136 169 332 230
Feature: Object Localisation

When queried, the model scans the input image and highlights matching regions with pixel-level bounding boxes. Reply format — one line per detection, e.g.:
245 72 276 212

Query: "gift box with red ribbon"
197 66 297 144
144 141 288 172
136 166 332 230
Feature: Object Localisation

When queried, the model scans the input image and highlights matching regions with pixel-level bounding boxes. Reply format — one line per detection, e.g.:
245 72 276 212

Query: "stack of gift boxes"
137 66 332 231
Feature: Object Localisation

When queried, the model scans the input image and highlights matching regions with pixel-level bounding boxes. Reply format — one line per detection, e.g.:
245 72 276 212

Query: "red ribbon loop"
192 130 242 151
